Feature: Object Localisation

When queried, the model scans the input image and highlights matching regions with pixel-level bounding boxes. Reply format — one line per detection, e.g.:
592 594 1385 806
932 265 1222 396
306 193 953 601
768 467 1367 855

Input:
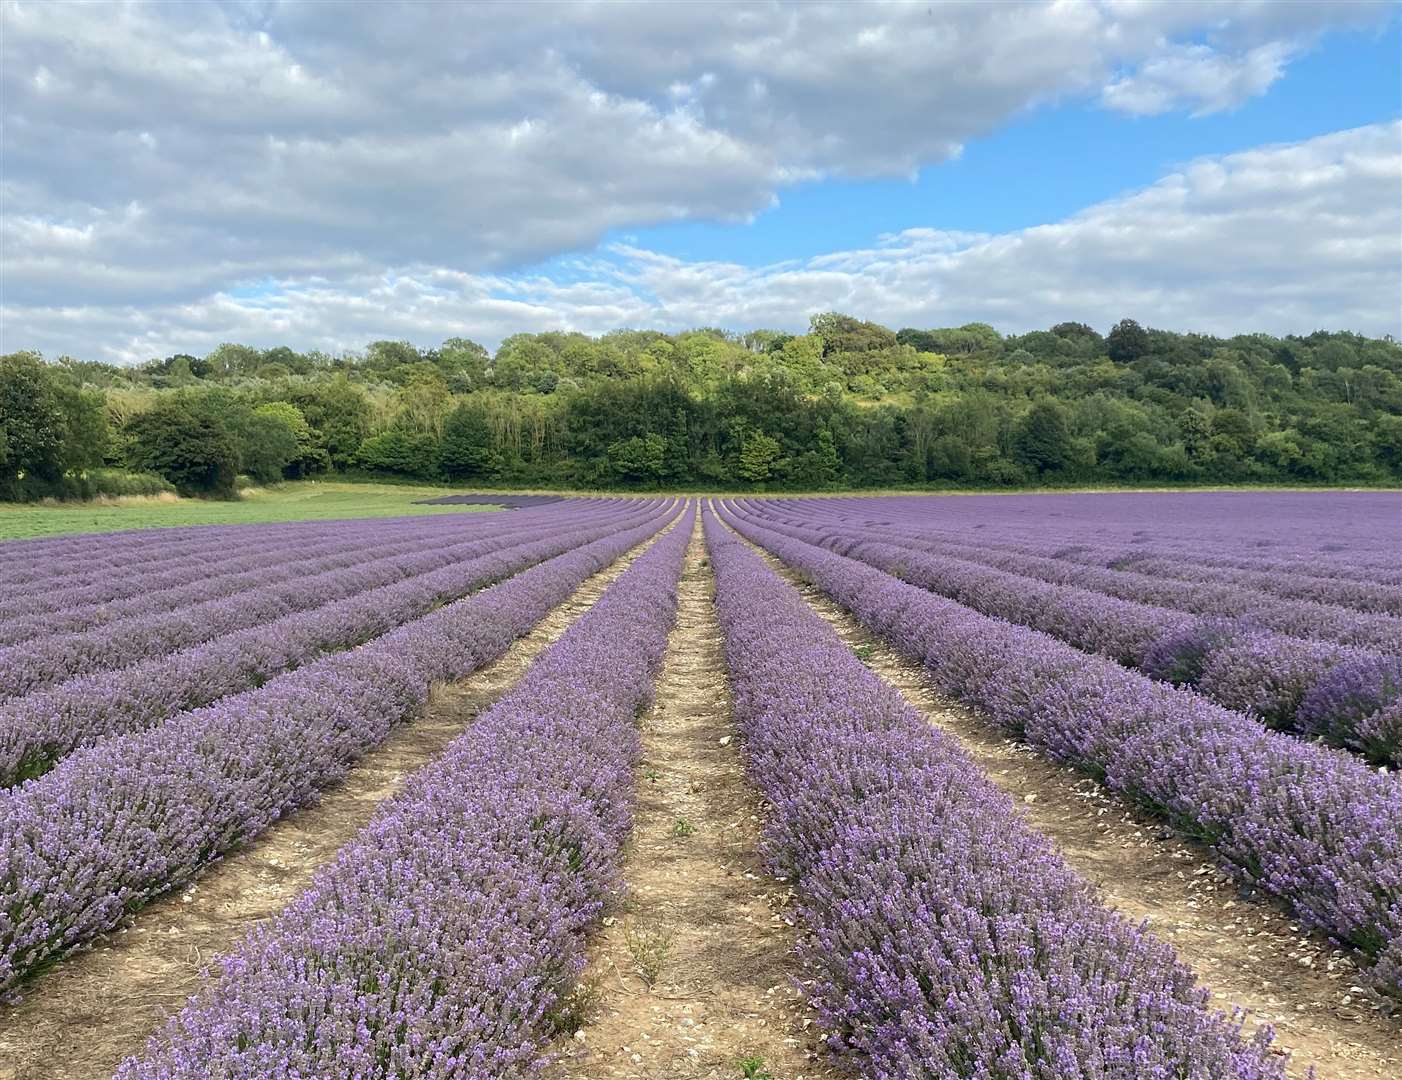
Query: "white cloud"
6 123 1397 362
1101 41 1296 116
1 0 1392 321
595 122 1402 338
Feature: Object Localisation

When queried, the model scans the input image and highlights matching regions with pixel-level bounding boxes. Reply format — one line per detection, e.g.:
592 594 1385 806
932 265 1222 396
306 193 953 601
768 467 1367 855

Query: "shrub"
1141 617 1249 686
1299 655 1402 762
124 399 240 498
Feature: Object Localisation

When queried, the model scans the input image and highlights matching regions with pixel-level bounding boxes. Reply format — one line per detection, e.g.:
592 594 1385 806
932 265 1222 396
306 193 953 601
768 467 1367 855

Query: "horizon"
14 315 1402 372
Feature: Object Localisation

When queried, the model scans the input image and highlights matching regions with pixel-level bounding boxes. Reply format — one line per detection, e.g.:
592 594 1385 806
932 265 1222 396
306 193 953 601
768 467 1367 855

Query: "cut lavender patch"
116 506 692 1079
702 509 1284 1078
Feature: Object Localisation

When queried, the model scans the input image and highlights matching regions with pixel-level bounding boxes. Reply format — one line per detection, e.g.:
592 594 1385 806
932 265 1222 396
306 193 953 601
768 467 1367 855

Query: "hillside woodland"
3 315 1400 499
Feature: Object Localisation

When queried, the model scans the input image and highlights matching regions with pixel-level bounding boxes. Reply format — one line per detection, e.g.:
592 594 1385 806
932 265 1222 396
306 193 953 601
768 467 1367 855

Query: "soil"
0 533 663 1080
738 531 1401 1080
546 519 840 1080
6 512 1395 1080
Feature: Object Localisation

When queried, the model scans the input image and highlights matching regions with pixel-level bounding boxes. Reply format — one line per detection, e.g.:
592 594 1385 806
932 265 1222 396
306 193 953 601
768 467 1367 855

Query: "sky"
1 0 1399 365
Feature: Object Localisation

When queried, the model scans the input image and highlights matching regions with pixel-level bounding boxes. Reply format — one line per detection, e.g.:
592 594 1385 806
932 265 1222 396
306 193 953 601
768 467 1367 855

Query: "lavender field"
0 491 1399 1080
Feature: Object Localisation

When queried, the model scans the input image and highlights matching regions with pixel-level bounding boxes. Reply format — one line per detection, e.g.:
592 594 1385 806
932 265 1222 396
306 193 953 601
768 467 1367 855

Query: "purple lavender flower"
703 508 1284 1077
720 500 1402 1001
115 507 693 1078
1300 656 1402 764
0 502 679 995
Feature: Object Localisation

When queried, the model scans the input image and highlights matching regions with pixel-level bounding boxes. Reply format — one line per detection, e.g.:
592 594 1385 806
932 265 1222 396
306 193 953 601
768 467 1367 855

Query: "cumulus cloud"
7 122 1398 362
2 0 1391 319
1101 41 1297 116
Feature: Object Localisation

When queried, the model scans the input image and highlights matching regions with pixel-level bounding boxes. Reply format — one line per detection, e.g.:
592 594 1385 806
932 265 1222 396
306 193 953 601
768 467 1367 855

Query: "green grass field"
0 482 499 541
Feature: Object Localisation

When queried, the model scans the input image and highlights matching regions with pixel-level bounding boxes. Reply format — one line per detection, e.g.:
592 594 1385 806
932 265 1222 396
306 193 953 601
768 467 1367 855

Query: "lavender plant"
703 509 1285 1078
0 502 650 785
0 502 678 996
114 506 693 1078
719 504 1402 1001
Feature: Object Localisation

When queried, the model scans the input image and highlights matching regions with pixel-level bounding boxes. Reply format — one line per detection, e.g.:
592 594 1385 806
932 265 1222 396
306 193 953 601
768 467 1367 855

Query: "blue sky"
605 21 1401 268
2 1 1399 362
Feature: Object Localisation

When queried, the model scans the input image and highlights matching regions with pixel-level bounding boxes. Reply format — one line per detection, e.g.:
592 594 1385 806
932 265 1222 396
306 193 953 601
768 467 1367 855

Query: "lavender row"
758 499 1402 634
0 516 557 646
703 510 1282 1077
788 493 1402 583
0 511 474 591
0 499 552 596
0 503 580 611
0 520 299 580
720 506 1402 1000
854 503 1402 605
949 490 1402 558
0 523 541 699
1 526 430 635
730 503 1402 766
0 503 637 700
0 504 658 787
1091 543 1402 588
0 502 678 996
117 505 693 1079
0 502 607 637
0 507 549 622
1098 553 1402 616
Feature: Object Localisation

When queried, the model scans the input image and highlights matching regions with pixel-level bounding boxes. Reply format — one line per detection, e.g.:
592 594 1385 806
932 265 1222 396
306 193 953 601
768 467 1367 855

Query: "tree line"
3 314 1400 500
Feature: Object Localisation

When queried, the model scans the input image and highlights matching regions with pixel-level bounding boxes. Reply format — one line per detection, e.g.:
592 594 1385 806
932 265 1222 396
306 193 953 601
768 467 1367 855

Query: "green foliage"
736 1056 775 1080
737 431 782 484
1014 399 1073 475
607 432 667 485
624 922 672 988
283 380 372 471
355 430 441 477
811 311 898 356
438 402 501 480
238 407 301 485
1 351 68 498
124 397 240 497
1 351 112 499
84 468 176 496
1106 318 1150 363
4 318 1400 502
254 401 327 477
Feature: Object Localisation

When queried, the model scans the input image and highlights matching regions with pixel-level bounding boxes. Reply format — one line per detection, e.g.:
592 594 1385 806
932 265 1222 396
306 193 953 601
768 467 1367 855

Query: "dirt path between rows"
547 520 839 1080
739 534 1399 1080
0 530 668 1080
